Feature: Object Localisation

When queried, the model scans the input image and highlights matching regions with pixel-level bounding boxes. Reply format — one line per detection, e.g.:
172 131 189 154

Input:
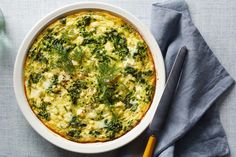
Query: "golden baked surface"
24 11 155 142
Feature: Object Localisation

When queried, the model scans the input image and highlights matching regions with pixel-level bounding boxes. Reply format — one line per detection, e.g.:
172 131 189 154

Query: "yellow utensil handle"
143 135 157 157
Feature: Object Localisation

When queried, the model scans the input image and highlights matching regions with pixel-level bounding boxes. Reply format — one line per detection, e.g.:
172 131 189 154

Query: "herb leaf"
29 73 42 84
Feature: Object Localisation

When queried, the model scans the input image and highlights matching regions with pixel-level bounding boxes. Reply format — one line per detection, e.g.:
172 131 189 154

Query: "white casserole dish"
13 2 165 154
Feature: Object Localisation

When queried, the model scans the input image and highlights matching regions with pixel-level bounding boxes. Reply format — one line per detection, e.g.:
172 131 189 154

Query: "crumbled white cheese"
57 122 67 129
77 108 85 116
95 120 105 129
43 80 51 89
90 21 99 27
87 111 97 119
64 112 72 122
46 72 54 78
116 101 125 107
123 58 135 67
72 60 78 65
44 96 53 102
30 89 41 98
75 36 84 44
104 41 113 52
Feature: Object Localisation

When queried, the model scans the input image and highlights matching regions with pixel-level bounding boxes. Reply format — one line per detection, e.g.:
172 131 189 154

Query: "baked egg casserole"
24 10 156 142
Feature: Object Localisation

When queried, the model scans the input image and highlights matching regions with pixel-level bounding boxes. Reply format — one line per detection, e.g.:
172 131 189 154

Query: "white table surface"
0 0 236 156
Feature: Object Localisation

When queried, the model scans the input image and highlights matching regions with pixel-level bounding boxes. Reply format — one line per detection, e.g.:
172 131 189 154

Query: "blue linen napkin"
118 0 235 157
151 1 234 156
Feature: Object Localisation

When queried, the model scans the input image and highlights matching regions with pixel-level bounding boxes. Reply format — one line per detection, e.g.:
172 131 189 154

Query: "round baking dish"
13 2 165 153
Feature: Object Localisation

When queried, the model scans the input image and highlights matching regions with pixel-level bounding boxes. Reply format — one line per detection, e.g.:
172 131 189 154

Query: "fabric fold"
150 0 234 156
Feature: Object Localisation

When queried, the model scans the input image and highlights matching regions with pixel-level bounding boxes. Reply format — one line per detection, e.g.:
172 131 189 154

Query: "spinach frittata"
24 11 156 142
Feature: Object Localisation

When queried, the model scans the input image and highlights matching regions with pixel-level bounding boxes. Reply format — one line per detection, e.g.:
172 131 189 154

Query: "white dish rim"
13 2 165 154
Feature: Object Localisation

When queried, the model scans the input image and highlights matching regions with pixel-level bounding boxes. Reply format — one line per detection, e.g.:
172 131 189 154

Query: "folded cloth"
117 0 234 156
151 0 234 156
